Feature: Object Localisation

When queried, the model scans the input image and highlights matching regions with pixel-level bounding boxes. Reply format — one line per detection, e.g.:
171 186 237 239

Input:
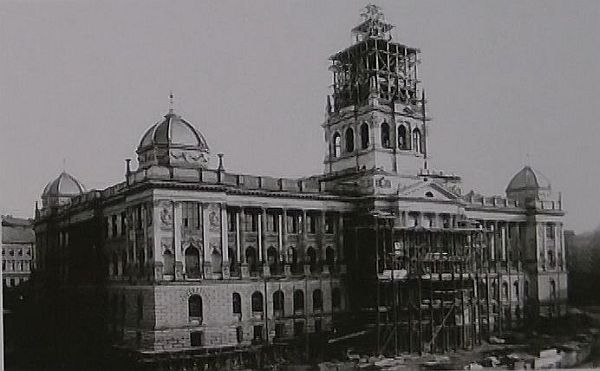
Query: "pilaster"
221 204 229 278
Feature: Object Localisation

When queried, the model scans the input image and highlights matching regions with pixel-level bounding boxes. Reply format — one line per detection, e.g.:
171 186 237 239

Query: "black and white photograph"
1 1 599 370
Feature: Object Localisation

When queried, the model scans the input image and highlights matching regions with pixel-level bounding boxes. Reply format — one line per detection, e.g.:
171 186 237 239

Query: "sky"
0 0 599 233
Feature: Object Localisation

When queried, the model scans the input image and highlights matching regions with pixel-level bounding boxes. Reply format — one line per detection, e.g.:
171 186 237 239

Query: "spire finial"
169 91 174 113
217 153 225 171
62 158 66 172
525 153 531 166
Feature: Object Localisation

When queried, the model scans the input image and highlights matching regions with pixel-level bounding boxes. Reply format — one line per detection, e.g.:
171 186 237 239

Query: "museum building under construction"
31 5 567 366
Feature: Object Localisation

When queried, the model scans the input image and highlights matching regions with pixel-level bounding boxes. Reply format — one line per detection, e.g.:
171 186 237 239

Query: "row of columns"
230 207 344 278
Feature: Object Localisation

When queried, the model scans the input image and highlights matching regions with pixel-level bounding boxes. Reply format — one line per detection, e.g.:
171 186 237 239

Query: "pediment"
398 181 460 201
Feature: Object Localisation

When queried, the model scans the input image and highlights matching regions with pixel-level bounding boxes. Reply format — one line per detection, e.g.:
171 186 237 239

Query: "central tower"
324 5 428 176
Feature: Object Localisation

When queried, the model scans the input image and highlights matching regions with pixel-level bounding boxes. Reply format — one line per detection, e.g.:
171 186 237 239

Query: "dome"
506 166 551 193
42 171 86 198
137 110 209 153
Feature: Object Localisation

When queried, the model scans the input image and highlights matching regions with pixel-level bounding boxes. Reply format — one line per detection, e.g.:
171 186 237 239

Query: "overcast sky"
1 1 599 233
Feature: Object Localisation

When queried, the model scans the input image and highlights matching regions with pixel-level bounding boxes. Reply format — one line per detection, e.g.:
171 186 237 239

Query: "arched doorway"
185 246 201 278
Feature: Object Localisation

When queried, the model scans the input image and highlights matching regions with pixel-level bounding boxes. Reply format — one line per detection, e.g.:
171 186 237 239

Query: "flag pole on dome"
169 91 174 114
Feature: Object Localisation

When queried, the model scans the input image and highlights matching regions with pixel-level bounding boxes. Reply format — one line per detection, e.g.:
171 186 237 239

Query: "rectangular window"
325 215 335 234
266 213 278 233
275 323 284 339
245 212 258 232
190 331 203 347
253 325 263 341
287 214 299 234
121 212 127 236
442 216 450 229
105 217 110 238
227 210 236 232
307 215 316 234
546 224 555 239
182 202 201 230
111 215 118 237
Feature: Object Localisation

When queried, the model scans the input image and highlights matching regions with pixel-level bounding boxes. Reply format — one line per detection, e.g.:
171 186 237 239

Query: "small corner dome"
506 166 551 193
42 171 86 198
137 111 209 153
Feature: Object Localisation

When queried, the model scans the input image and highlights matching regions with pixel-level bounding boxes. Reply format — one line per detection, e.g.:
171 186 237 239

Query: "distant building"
31 5 567 367
2 215 35 288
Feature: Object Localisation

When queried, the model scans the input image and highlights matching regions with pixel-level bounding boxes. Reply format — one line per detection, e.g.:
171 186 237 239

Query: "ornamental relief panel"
158 200 173 229
207 203 221 233
209 237 221 254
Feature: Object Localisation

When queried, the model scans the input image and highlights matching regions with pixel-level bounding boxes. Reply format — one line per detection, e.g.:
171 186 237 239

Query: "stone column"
277 211 283 260
221 204 229 279
240 208 249 278
152 200 163 281
559 223 565 272
260 209 269 277
542 223 547 271
201 203 211 278
283 209 290 276
235 209 241 263
174 202 183 280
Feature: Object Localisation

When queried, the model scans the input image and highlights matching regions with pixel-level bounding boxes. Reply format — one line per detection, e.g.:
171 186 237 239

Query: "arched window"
232 292 241 315
163 249 174 275
381 123 391 148
288 247 299 274
273 290 284 314
398 125 407 149
313 289 323 311
513 281 520 298
325 246 335 268
550 279 556 299
412 128 422 153
185 246 201 278
229 247 238 275
332 288 341 309
332 132 341 158
112 252 119 276
267 246 278 274
189 295 203 322
491 281 497 298
211 249 222 274
246 247 257 274
360 123 369 149
345 127 355 153
524 281 529 299
293 289 304 312
548 250 555 268
502 282 509 301
306 247 317 273
251 291 264 313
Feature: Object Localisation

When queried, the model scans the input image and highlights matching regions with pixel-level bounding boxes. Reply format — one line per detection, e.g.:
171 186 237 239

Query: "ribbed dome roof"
137 110 209 153
506 166 551 192
42 171 86 197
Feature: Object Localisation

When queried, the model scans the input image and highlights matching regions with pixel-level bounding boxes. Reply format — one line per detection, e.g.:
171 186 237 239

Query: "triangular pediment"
398 181 460 201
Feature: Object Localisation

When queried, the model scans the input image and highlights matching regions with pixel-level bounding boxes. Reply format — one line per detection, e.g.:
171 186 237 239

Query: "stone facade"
32 6 567 360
